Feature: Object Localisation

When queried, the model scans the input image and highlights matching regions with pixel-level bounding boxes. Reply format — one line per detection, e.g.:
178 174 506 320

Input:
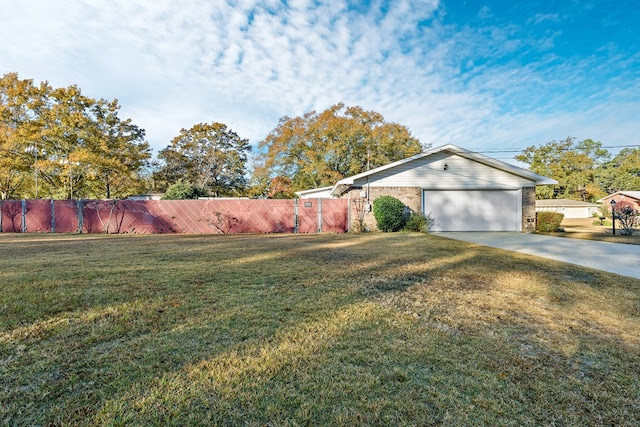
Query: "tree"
516 137 610 200
0 72 151 199
259 103 426 191
85 98 151 198
162 180 206 200
155 122 251 197
267 176 295 199
0 73 48 199
600 148 640 193
245 152 271 198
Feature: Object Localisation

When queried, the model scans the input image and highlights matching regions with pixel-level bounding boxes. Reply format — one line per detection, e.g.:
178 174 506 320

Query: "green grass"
1 233 639 426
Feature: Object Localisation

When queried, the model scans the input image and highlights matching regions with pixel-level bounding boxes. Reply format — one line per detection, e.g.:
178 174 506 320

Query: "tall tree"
516 137 610 200
0 73 47 199
259 103 427 191
155 122 251 197
36 84 95 199
600 147 640 192
0 72 151 199
86 98 150 198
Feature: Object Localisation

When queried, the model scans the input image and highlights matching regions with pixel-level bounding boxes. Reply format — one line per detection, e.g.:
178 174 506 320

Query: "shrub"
613 201 639 236
372 196 407 232
536 211 564 232
404 212 434 233
162 181 207 200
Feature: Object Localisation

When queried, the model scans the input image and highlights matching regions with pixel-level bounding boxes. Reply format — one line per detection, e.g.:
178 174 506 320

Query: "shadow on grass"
1 233 639 425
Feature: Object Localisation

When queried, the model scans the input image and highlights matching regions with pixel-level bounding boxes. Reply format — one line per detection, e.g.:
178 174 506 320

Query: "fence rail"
0 199 349 234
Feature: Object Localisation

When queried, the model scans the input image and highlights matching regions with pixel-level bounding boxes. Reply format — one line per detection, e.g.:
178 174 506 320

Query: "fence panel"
321 199 349 232
54 200 80 233
0 198 348 234
297 199 319 233
24 199 53 232
1 201 23 233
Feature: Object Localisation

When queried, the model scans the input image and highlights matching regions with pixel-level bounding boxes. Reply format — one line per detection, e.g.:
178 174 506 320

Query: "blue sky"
1 0 638 163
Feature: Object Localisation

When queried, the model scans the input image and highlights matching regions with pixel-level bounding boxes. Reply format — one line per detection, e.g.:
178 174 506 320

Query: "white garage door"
423 190 520 231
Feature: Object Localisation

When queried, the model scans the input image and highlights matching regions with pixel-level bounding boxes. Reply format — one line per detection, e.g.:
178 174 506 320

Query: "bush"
162 181 207 200
613 201 639 236
372 196 407 232
536 211 564 232
404 212 434 233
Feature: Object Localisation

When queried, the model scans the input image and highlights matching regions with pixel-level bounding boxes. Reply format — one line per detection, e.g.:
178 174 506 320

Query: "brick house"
298 144 556 232
597 191 640 213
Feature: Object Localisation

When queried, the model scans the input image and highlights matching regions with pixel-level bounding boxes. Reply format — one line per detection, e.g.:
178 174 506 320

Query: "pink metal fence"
0 199 349 234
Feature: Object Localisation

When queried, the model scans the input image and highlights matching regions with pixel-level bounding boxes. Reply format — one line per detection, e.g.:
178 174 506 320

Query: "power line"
476 144 640 154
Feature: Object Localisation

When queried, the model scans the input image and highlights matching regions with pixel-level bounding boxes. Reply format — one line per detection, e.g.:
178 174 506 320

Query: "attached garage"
423 189 521 232
321 144 556 232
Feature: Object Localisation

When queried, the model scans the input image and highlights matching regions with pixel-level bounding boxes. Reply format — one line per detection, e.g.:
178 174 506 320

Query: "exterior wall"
601 195 640 213
351 153 535 190
346 186 421 232
535 206 600 219
346 185 535 232
522 187 536 232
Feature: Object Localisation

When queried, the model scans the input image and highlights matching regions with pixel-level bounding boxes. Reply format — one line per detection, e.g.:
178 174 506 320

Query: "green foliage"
154 122 250 197
600 148 640 193
536 211 565 232
404 212 433 233
161 181 206 200
0 72 151 200
372 196 407 232
517 137 640 201
259 103 427 191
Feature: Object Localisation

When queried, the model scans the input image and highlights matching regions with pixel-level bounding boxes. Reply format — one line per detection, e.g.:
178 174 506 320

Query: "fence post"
51 199 56 233
21 199 27 233
76 199 84 233
0 200 3 233
293 199 299 233
317 198 322 233
347 193 351 233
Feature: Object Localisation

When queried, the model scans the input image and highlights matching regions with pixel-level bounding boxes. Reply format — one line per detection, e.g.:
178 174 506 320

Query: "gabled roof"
330 144 557 196
597 191 640 202
295 186 333 197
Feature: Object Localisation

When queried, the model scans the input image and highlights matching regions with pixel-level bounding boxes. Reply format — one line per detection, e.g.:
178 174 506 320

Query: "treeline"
5 72 637 201
2 73 425 200
516 137 640 201
1 72 151 200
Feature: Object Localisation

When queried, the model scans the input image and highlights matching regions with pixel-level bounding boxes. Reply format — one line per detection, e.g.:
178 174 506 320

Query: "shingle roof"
597 191 640 202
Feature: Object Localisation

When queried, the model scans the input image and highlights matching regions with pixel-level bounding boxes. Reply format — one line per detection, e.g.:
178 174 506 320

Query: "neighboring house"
300 144 556 232
295 186 334 199
535 199 601 219
597 191 640 213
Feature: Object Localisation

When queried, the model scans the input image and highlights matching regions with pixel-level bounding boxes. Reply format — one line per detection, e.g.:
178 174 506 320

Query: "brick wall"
606 195 640 213
346 186 536 232
346 187 421 231
522 187 536 233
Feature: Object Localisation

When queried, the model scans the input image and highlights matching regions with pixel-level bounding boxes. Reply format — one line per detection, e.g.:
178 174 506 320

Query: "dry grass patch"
540 217 640 245
1 232 639 426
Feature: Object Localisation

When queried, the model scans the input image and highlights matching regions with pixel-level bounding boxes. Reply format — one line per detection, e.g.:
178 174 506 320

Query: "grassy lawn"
1 233 639 426
541 218 640 245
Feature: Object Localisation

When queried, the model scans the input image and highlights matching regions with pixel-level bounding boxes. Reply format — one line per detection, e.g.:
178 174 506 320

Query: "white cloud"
0 0 638 162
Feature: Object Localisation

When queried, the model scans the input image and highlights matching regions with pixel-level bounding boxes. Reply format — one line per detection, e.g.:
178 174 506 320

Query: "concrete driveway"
439 232 640 280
